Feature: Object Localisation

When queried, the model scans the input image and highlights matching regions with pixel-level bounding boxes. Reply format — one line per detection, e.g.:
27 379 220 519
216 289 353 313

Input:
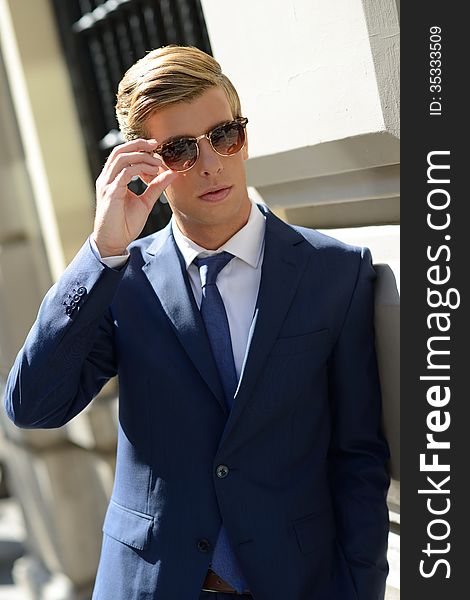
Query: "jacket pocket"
292 504 336 555
102 500 154 551
270 328 329 356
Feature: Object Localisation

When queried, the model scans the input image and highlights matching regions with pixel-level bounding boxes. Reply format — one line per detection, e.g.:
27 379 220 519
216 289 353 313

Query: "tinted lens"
161 139 197 172
210 121 245 156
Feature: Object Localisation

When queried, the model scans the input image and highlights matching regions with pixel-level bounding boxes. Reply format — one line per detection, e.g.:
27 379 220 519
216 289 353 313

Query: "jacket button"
77 287 86 295
197 538 211 553
216 465 229 479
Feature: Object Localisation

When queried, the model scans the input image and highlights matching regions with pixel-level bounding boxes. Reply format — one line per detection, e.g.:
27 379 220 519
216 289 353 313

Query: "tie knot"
193 251 234 287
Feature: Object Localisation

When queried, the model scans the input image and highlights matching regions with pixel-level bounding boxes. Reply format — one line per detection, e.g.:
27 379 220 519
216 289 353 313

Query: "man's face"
144 86 251 244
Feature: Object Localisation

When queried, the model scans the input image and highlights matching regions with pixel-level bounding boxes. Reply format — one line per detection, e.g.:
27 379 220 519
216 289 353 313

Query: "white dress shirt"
91 199 266 380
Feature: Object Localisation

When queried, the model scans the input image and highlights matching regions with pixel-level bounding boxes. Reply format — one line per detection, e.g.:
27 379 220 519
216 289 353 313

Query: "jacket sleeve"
4 238 129 429
327 247 391 600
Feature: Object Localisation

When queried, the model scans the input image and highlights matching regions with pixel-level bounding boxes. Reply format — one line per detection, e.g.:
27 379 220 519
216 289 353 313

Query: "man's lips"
198 186 233 202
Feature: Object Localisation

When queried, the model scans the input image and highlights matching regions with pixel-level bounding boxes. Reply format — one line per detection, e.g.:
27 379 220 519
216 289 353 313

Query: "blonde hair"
116 45 242 140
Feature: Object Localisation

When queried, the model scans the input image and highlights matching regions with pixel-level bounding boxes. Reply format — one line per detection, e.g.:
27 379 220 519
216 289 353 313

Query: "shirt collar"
171 198 266 270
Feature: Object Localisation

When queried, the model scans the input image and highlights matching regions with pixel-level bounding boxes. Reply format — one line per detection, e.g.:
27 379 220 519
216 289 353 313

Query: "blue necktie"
193 252 249 593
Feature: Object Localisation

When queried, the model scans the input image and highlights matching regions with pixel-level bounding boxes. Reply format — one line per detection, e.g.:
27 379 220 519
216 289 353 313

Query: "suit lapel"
141 208 313 438
142 224 228 415
217 208 312 452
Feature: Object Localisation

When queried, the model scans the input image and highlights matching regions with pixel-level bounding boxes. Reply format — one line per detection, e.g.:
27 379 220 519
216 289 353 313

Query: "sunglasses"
152 117 248 173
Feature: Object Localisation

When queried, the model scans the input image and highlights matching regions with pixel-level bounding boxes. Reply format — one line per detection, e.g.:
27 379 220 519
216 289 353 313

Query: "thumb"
142 169 179 208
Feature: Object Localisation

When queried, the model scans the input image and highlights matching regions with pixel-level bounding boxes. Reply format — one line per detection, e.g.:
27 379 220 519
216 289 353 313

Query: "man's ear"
243 131 249 161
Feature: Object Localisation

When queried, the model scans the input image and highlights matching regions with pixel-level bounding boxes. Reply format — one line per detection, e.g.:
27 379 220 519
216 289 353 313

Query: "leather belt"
202 569 252 595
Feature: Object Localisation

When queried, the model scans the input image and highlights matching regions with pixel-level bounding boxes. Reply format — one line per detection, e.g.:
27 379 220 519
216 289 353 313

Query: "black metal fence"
52 0 212 234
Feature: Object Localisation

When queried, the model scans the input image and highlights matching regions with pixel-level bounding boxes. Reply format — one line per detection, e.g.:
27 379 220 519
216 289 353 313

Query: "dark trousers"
199 593 254 600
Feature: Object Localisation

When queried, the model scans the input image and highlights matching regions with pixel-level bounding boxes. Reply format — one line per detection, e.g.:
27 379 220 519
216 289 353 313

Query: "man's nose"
197 137 223 176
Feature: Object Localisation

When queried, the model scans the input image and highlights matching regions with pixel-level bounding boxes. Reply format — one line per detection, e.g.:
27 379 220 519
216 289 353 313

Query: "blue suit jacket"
5 204 390 600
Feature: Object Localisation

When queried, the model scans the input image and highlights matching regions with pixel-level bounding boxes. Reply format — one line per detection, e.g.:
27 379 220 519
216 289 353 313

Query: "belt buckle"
201 588 249 596
202 569 250 595
201 591 247 596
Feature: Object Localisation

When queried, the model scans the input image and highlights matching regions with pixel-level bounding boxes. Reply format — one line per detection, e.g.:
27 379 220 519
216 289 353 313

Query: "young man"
4 46 390 600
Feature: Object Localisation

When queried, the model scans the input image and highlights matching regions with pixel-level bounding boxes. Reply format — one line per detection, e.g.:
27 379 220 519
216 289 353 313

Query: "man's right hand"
93 138 179 257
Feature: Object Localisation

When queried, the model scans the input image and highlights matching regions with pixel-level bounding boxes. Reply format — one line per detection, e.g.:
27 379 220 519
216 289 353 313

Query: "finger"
140 169 179 209
106 151 163 183
106 138 159 166
109 163 162 193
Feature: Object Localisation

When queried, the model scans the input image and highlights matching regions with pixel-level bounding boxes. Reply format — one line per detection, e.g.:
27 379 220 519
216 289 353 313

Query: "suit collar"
145 220 172 257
